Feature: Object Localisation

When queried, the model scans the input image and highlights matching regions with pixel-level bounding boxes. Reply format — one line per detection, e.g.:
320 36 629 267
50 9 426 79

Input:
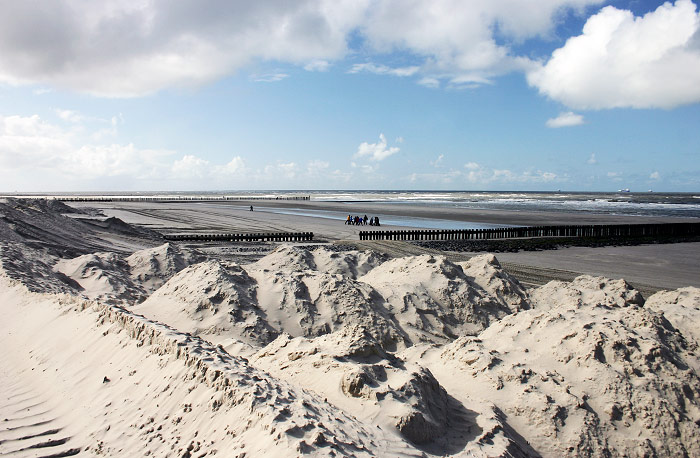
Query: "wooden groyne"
52 196 311 202
165 232 314 242
359 222 700 241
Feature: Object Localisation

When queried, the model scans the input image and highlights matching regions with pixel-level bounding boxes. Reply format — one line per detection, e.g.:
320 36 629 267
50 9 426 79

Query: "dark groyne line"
359 222 700 241
165 232 314 242
49 196 311 202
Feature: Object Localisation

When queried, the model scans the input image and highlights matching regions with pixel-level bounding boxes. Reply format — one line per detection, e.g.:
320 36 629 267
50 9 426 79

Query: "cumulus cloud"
546 111 585 127
0 0 605 97
587 152 597 164
528 0 700 109
650 171 661 180
355 133 400 161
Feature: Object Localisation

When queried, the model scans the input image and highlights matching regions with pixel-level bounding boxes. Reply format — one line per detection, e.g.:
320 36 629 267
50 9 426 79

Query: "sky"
0 0 699 192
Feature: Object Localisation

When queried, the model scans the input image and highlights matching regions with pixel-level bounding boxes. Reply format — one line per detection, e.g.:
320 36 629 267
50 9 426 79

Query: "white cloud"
546 111 585 128
0 1 368 97
528 0 700 109
354 133 400 161
0 0 605 97
430 154 444 167
361 0 603 86
304 60 331 72
650 171 661 180
0 113 258 189
252 72 289 83
171 155 211 178
587 152 597 164
306 160 330 175
264 161 299 179
607 171 623 181
417 77 440 88
410 164 560 185
55 109 84 124
464 162 480 171
348 63 420 77
214 157 246 176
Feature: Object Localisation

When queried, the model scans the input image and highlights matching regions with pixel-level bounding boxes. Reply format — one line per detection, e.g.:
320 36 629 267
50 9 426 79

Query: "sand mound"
248 267 404 350
311 247 388 279
359 254 517 343
437 277 700 457
457 254 530 312
253 333 532 456
529 275 644 310
252 245 387 278
126 242 206 293
135 260 279 346
251 245 319 271
55 252 146 303
645 287 700 349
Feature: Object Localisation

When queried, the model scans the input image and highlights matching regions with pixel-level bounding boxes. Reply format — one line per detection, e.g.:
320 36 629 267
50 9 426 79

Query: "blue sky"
0 0 699 192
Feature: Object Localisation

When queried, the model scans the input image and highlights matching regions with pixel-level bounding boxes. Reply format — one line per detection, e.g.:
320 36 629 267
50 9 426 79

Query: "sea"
304 191 700 219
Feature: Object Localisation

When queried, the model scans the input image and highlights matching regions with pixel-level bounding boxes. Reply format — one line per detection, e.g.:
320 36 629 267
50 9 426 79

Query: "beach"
1 196 699 457
69 198 700 292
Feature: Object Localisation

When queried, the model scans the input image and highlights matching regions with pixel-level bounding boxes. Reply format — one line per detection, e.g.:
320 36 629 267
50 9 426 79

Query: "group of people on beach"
345 214 380 226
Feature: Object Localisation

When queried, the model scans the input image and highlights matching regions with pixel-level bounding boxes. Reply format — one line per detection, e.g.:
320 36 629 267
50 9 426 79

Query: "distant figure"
250 205 253 211
374 216 380 226
363 214 368 225
345 215 351 225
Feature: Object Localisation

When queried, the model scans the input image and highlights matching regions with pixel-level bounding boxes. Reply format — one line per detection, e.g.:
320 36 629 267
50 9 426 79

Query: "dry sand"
2 198 700 457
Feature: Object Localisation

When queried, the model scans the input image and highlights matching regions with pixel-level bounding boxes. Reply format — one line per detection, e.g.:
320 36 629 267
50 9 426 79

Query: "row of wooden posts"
165 232 314 242
163 223 698 244
54 196 310 202
358 222 700 241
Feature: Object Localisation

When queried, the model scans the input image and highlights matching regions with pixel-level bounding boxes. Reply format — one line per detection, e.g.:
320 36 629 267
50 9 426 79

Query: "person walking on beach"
250 205 253 211
345 215 351 225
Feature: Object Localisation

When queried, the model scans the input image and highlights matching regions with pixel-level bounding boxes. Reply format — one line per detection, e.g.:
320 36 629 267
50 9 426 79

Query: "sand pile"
54 243 206 305
2 225 700 457
645 287 700 349
359 254 525 343
126 242 206 293
433 276 700 457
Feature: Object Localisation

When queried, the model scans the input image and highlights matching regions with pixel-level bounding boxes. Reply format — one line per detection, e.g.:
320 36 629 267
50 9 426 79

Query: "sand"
1 197 700 457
